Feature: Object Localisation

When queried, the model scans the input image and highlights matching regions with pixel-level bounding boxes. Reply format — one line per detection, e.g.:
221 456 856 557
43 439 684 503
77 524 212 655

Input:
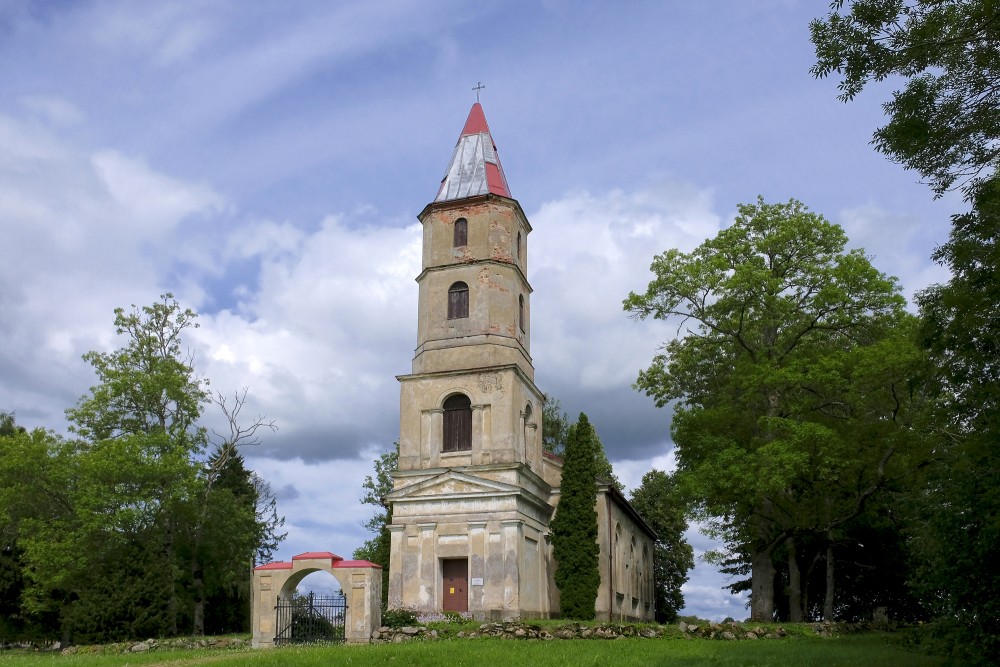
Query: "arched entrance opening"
276 569 347 645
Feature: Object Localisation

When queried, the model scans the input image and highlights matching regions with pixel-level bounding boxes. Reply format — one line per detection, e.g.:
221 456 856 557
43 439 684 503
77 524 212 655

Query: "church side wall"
595 488 656 621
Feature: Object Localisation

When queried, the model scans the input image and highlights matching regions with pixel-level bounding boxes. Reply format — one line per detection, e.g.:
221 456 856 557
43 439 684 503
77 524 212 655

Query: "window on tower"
448 282 469 319
454 218 468 247
443 393 472 452
519 294 525 332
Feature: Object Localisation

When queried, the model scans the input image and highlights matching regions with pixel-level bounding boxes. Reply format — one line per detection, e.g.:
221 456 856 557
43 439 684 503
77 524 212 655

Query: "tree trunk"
787 536 803 622
192 555 205 636
165 520 179 636
823 542 835 621
750 508 779 622
803 550 822 621
750 548 775 621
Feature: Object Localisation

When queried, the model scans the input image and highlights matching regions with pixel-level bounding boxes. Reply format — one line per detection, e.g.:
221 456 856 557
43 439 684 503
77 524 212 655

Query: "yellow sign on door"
450 587 455 594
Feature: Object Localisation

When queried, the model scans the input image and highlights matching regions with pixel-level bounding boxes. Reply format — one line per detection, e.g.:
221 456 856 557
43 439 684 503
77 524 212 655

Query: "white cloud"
19 95 84 126
837 203 952 304
0 117 227 427
0 1 959 622
91 150 227 232
247 453 384 564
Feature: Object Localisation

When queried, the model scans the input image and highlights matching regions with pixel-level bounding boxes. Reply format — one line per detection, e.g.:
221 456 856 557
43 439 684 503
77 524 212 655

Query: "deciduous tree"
625 197 907 621
628 470 693 622
811 0 1000 197
910 181 1000 661
354 444 398 606
4 296 284 642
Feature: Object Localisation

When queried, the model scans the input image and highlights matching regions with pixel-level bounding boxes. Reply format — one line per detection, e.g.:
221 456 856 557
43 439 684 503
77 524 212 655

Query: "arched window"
518 294 525 332
454 218 468 247
448 282 469 319
614 524 623 585
443 394 472 452
630 536 637 597
516 231 522 261
523 403 533 459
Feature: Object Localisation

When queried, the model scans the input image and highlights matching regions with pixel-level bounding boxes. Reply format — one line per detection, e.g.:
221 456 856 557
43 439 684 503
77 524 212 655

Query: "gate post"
252 561 293 649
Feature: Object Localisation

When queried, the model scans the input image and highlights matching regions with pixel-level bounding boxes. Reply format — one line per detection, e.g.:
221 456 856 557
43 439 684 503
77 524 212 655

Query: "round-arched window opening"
454 218 468 247
443 393 472 452
448 282 469 319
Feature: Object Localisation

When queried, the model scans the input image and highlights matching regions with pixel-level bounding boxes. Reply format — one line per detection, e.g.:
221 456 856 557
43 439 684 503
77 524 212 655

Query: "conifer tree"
550 413 600 619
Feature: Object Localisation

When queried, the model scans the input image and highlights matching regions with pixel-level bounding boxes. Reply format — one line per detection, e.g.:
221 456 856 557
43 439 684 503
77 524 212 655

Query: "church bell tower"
387 103 561 619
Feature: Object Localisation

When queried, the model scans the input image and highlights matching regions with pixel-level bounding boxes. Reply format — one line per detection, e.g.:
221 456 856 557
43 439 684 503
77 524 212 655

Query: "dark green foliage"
628 470 694 622
354 444 398 607
813 5 1000 659
0 411 25 437
811 0 1000 198
542 397 570 456
284 594 344 643
550 414 601 620
625 197 916 621
542 397 620 487
909 179 1000 663
0 296 284 643
380 606 419 628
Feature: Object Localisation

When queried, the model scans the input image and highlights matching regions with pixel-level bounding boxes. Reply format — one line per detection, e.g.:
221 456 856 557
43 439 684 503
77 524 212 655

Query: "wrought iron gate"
274 591 347 645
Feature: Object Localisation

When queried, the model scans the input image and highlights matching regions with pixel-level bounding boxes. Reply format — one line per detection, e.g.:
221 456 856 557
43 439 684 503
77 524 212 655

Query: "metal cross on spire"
473 81 485 103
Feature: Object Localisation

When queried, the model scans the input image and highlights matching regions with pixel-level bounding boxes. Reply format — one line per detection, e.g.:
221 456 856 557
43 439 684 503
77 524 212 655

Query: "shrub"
381 607 420 628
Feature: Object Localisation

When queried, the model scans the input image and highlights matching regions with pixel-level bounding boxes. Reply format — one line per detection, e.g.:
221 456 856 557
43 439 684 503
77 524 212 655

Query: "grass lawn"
0 634 945 667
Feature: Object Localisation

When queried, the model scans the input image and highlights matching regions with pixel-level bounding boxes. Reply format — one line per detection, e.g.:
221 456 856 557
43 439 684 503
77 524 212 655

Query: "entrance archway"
251 551 382 647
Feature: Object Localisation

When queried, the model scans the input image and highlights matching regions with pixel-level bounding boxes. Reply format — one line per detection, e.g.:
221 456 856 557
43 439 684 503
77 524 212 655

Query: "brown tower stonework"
387 103 655 621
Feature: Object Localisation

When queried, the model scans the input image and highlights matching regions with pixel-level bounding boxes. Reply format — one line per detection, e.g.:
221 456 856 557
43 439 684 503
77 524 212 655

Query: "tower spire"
435 103 512 202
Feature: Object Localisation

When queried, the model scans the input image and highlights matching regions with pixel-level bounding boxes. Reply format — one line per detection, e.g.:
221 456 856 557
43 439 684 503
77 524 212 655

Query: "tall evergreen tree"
550 413 600 620
542 397 619 487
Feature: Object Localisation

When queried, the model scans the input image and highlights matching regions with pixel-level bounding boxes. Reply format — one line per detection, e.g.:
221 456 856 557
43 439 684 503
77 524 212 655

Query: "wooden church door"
442 558 468 612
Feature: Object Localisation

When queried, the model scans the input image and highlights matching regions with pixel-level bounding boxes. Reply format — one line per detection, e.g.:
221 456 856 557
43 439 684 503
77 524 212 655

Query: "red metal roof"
254 561 293 570
332 560 383 569
435 103 512 202
291 551 343 561
461 102 491 135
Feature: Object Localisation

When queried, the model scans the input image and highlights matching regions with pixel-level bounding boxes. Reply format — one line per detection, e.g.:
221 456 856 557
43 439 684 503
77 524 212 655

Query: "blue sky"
0 1 955 620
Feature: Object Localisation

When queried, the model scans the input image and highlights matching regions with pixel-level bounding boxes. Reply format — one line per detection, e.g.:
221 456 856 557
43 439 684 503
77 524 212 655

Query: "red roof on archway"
292 551 343 561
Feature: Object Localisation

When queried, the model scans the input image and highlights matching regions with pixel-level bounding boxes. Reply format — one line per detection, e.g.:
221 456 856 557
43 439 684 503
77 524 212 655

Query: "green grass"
0 634 945 667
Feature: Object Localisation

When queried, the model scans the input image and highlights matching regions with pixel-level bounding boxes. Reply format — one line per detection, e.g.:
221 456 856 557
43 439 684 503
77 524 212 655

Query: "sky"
0 0 959 620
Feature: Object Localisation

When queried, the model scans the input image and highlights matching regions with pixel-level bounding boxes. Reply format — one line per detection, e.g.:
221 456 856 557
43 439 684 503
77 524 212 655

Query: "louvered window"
448 282 469 319
443 394 472 452
454 218 468 247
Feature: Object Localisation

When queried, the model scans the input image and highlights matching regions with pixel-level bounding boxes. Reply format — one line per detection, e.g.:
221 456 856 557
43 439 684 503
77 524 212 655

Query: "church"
386 102 656 621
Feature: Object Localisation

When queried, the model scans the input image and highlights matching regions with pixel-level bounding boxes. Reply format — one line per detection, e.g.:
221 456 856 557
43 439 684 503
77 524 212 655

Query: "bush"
381 607 420 628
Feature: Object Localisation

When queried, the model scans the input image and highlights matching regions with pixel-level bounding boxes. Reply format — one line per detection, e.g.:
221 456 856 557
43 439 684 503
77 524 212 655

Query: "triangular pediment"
387 470 521 502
